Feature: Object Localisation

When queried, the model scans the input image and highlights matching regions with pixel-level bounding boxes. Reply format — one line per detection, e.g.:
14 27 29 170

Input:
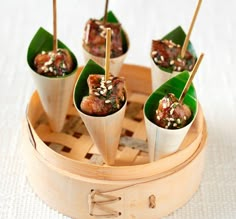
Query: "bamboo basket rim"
25 64 208 181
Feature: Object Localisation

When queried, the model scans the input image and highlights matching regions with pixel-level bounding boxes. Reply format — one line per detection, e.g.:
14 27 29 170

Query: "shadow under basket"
22 64 207 219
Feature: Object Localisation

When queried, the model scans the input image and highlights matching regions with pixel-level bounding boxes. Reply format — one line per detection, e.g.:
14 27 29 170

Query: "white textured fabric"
1 0 236 218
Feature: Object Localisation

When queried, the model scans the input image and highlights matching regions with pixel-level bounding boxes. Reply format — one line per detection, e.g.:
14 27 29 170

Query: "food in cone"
82 11 129 76
150 26 197 90
144 71 198 161
27 27 78 132
74 59 127 165
154 93 192 129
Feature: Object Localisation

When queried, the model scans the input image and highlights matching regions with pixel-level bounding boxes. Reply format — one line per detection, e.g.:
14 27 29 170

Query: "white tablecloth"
1 0 236 218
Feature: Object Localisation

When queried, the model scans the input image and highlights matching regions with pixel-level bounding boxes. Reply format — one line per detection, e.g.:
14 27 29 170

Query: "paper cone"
150 57 179 91
77 101 127 165
27 27 78 132
30 69 77 132
144 71 198 162
144 110 196 161
82 37 129 76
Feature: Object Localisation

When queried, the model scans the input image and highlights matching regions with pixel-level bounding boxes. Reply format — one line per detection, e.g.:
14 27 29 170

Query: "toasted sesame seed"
177 118 181 124
105 99 111 103
106 80 112 84
177 66 182 71
170 60 175 65
108 85 113 90
170 108 175 115
160 56 164 61
154 57 159 63
152 51 158 56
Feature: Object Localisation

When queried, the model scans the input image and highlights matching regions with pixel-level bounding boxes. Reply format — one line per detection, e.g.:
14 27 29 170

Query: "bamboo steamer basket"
22 64 207 219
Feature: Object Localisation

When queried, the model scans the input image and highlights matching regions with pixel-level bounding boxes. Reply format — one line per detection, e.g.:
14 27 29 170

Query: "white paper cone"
150 58 179 91
30 69 77 132
78 101 127 165
144 106 198 162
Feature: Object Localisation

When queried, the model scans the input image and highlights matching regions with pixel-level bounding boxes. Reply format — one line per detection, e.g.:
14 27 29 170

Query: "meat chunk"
83 19 123 58
151 39 196 72
154 93 192 129
80 74 126 116
34 49 73 76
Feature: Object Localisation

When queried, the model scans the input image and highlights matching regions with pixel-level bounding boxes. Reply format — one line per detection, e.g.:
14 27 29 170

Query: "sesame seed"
165 125 168 129
154 57 159 63
168 122 171 127
177 58 182 62
108 85 113 90
106 80 112 84
168 44 174 48
173 66 177 71
177 44 181 48
157 115 160 120
177 66 182 71
184 116 187 121
105 99 111 103
170 60 175 65
94 92 100 96
44 67 48 73
49 67 53 72
41 51 46 55
173 123 177 127
117 103 120 109
170 118 175 121
177 118 181 124
160 56 164 61
152 51 158 56
162 103 167 109
170 108 175 115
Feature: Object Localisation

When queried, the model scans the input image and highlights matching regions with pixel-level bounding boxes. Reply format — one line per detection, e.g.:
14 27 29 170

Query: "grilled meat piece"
154 93 192 129
34 49 73 76
80 74 126 116
83 19 123 58
151 39 196 72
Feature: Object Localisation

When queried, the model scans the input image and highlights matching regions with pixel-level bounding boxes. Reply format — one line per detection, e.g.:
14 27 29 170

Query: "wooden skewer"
105 28 112 81
181 0 202 58
53 0 58 52
103 0 109 24
179 53 204 104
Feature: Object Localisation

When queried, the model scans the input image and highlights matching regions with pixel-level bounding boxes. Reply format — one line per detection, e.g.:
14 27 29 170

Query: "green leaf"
156 26 197 73
74 59 105 109
144 71 197 124
27 27 78 77
101 11 128 53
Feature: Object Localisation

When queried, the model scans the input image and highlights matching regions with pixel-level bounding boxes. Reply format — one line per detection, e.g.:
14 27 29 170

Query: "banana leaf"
144 71 197 124
27 27 78 77
101 11 128 53
157 26 197 73
74 59 105 110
